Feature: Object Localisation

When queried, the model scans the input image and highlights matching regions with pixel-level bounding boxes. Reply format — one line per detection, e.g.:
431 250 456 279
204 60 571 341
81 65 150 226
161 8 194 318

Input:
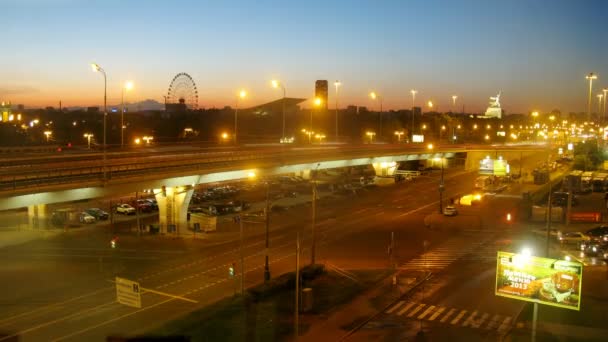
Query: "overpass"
0 143 545 232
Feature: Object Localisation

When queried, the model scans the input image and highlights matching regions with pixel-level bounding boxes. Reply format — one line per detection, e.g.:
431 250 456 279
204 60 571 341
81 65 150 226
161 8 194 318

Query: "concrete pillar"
155 185 194 235
28 204 48 229
371 162 397 177
298 169 312 180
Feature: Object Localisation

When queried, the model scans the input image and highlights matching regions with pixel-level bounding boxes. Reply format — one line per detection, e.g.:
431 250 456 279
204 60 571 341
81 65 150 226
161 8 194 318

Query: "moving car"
586 226 608 242
443 205 458 216
580 241 608 258
115 204 136 215
558 232 591 245
85 208 109 220
79 212 96 224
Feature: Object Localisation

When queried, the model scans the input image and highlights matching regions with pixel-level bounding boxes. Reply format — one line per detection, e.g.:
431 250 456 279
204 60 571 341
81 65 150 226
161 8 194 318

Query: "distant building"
17 104 24 111
315 80 328 110
412 106 422 117
87 107 100 113
0 101 11 122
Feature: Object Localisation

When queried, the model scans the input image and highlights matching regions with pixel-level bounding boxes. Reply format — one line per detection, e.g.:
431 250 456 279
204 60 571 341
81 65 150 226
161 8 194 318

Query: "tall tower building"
315 80 328 110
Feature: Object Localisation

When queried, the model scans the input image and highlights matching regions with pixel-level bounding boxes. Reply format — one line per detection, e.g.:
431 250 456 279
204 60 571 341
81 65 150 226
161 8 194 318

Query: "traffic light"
229 262 236 277
506 213 512 222
111 236 118 248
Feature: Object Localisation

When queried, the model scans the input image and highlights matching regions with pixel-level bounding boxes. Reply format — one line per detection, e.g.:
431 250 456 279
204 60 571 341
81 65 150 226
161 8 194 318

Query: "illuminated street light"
142 136 153 144
410 89 418 137
83 133 94 149
366 131 376 143
134 137 141 145
427 143 433 150
120 80 134 148
427 100 434 109
586 73 597 119
334 81 341 141
603 88 608 122
370 91 383 139
90 62 107 180
394 130 404 142
271 79 287 140
234 89 247 145
452 95 458 108
44 130 52 142
309 97 323 143
597 94 604 118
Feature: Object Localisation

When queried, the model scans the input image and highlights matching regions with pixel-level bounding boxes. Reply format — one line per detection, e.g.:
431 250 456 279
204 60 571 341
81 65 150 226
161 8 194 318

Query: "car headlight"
593 247 597 252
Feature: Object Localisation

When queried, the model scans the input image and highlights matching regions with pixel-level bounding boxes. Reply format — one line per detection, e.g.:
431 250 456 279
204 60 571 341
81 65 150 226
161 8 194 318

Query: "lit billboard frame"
495 251 583 311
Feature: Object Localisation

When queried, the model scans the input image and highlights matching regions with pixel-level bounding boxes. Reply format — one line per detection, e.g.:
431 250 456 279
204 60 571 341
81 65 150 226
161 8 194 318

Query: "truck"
592 173 608 192
581 171 594 192
563 170 582 193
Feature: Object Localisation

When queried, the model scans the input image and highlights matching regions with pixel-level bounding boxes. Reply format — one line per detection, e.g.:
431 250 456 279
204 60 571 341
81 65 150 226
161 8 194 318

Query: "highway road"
0 166 482 341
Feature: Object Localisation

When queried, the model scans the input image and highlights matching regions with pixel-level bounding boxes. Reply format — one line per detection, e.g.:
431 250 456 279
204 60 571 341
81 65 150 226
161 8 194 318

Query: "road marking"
462 310 478 327
450 310 467 325
440 308 456 323
397 302 416 316
497 316 512 332
472 312 489 328
417 305 435 319
429 306 445 321
397 201 439 218
407 304 426 317
386 301 405 314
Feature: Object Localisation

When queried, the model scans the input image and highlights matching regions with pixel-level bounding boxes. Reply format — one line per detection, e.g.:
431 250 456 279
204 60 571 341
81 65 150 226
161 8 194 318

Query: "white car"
443 205 458 216
558 232 591 244
79 212 96 224
116 204 136 215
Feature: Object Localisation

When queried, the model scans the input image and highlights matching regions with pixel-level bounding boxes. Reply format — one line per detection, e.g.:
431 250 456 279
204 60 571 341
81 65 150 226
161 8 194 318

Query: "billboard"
495 251 583 311
493 159 507 176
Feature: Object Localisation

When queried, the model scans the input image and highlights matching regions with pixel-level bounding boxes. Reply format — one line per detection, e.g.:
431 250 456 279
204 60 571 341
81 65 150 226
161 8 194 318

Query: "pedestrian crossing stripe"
397 238 497 272
384 301 513 333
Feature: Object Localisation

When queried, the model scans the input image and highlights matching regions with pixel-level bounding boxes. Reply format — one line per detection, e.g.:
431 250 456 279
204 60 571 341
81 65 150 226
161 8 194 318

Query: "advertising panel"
493 159 507 176
495 251 582 311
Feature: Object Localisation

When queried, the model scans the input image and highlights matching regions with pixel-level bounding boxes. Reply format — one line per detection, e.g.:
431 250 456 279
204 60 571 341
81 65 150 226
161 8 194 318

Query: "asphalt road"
0 166 481 341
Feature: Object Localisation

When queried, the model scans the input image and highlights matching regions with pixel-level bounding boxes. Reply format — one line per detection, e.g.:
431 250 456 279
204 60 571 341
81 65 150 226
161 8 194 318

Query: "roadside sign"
116 277 142 308
495 251 582 311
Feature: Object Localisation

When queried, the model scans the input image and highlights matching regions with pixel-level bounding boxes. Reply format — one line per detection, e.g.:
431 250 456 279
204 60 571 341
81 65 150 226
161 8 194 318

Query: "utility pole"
264 182 271 282
438 157 445 213
239 213 244 294
311 178 317 265
294 232 300 339
135 191 141 237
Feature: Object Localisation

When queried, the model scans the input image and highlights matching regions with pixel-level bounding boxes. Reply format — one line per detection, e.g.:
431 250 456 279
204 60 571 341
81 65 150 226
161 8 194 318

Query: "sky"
1 0 607 113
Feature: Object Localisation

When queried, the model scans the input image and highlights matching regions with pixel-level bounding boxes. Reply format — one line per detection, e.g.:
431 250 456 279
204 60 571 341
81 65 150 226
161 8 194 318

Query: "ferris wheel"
166 72 199 110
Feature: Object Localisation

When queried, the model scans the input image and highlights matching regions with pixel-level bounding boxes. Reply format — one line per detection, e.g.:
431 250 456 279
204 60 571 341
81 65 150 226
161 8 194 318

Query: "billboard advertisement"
495 251 583 311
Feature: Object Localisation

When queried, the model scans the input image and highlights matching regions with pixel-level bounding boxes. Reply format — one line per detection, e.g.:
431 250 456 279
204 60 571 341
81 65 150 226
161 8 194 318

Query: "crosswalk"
385 300 513 333
398 237 496 272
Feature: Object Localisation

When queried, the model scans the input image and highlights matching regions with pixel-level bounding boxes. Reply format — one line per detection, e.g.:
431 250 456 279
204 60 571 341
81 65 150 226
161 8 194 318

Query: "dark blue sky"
2 0 607 113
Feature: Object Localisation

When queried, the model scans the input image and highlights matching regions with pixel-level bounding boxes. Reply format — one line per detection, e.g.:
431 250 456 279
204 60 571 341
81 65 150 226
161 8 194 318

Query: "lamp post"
120 81 134 148
586 73 597 120
598 94 604 120
603 89 608 123
370 92 383 140
84 133 93 149
235 89 247 145
310 97 322 143
394 130 404 142
410 90 418 139
271 80 287 140
44 130 52 142
366 131 375 143
451 95 458 111
264 180 271 282
334 81 341 141
91 63 107 180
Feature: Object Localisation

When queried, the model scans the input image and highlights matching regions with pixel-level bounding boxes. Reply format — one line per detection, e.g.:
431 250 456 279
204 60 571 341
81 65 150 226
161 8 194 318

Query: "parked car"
144 199 158 210
79 212 96 223
85 208 109 220
443 205 458 216
134 199 153 213
580 241 608 258
585 226 608 242
115 204 136 215
558 232 591 245
551 192 578 207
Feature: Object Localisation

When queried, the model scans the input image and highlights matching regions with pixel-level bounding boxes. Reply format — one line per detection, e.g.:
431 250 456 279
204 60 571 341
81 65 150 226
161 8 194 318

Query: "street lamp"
91 62 107 180
310 97 322 143
603 89 608 123
366 131 376 143
451 95 458 109
120 81 134 148
394 130 404 142
586 73 597 119
370 91 383 139
235 89 247 145
84 133 93 149
410 89 418 137
44 130 52 142
271 80 287 140
334 81 341 141
597 94 604 118
142 136 153 144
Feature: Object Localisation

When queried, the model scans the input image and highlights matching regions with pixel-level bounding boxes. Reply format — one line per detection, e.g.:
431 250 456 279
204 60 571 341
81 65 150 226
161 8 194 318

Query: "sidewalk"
299 271 428 341
0 228 61 249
